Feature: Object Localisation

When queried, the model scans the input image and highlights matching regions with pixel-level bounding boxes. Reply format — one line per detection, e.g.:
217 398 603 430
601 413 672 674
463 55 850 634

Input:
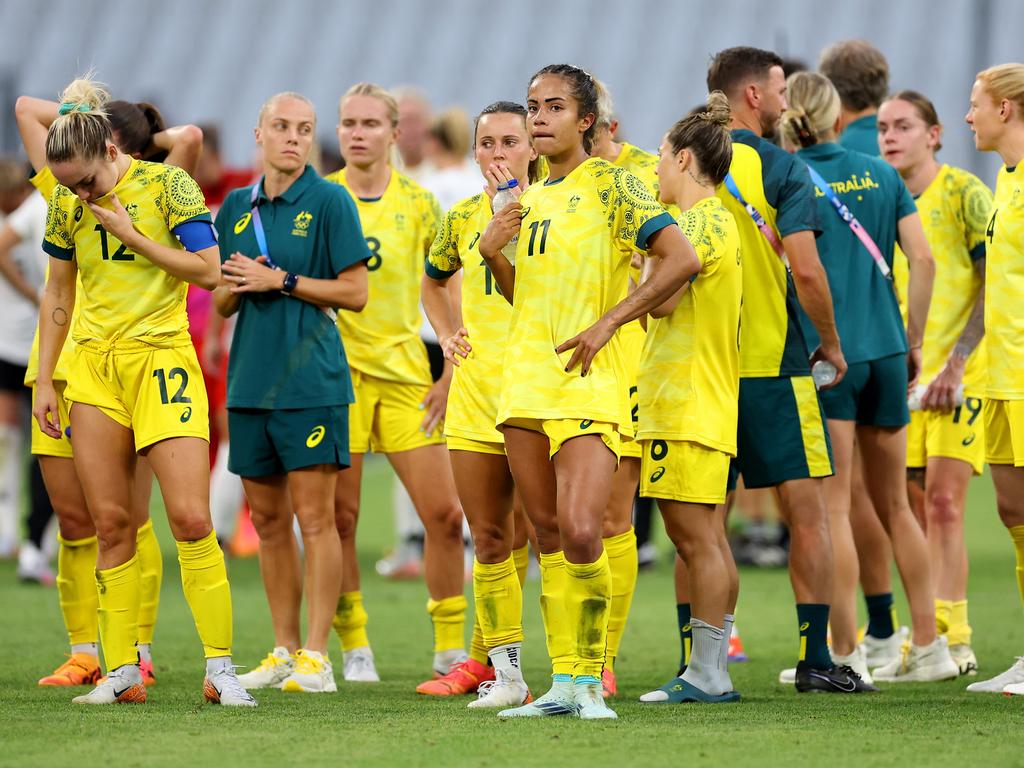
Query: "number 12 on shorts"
152 367 192 404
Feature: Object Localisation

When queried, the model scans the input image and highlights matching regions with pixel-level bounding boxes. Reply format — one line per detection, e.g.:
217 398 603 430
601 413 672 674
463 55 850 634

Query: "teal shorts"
729 375 834 490
818 353 909 428
227 405 350 478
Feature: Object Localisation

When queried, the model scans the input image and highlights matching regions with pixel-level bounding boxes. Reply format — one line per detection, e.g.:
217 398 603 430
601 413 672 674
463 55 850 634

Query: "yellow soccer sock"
539 551 575 676
513 544 530 586
935 598 953 636
176 531 232 658
333 591 370 651
427 595 468 653
1011 526 1024 609
135 519 162 646
564 550 612 679
474 555 524 651
57 534 99 647
947 599 972 646
603 528 638 672
469 621 489 665
96 554 141 670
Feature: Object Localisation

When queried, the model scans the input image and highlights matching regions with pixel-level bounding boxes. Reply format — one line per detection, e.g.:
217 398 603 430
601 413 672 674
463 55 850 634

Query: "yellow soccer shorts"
501 417 621 460
349 370 445 454
64 344 209 452
985 398 1024 467
640 438 731 505
906 396 985 475
445 434 506 456
31 380 74 459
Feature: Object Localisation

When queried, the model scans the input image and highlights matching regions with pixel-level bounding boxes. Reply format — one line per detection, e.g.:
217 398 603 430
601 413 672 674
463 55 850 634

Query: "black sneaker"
795 664 879 693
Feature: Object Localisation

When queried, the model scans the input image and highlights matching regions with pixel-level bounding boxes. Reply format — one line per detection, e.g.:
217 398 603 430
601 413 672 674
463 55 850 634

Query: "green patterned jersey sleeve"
961 172 994 262
41 186 74 260
607 167 674 252
425 203 465 279
421 189 443 257
163 166 212 229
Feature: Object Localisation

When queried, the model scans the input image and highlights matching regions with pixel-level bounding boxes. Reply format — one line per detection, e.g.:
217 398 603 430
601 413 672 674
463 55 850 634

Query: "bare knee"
54 502 95 540
295 505 336 540
472 519 511 563
333 499 359 540
250 505 294 543
92 505 133 552
560 518 603 563
423 502 464 543
925 487 961 528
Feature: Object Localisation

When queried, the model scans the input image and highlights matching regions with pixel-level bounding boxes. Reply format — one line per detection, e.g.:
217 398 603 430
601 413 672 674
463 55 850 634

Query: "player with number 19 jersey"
497 157 674 442
426 193 511 446
41 159 213 449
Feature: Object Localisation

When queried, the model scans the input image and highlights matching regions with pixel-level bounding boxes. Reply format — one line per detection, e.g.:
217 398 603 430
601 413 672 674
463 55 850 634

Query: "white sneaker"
237 647 294 689
966 657 1024 693
778 667 796 684
833 646 873 685
949 644 978 676
860 626 908 668
73 664 146 705
281 649 336 693
1004 681 1024 695
17 542 55 585
872 636 959 682
343 646 380 682
574 682 618 720
468 674 531 709
498 680 576 718
204 665 258 707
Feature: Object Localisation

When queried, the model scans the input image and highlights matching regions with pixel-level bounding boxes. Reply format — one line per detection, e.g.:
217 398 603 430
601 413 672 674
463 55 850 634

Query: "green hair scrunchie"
58 101 91 115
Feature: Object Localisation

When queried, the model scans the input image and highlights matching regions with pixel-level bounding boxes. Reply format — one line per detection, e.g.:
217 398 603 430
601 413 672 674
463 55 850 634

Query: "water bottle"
907 384 965 411
492 179 519 265
811 360 837 389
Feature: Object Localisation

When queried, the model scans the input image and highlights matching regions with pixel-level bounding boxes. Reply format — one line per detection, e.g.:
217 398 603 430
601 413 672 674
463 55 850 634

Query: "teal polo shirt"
796 143 916 364
839 114 880 157
214 165 370 410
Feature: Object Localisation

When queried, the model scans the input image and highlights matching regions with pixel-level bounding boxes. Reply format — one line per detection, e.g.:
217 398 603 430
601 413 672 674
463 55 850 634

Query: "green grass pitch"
1 457 1021 767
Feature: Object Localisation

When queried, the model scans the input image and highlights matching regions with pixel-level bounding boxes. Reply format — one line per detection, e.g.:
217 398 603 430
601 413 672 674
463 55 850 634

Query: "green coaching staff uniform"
795 143 916 428
215 165 371 476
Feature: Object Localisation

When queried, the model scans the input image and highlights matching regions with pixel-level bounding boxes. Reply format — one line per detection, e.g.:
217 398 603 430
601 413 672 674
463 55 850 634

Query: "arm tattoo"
952 258 985 360
51 307 68 327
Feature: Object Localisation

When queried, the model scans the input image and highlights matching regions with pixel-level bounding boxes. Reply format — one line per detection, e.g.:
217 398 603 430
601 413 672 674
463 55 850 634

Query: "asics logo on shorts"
580 420 594 429
962 433 976 446
180 407 192 423
799 622 810 632
306 425 326 448
649 467 666 483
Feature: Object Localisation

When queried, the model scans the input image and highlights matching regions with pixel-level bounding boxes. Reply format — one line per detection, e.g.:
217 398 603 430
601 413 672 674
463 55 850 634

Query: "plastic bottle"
811 360 837 389
491 179 519 264
907 384 965 411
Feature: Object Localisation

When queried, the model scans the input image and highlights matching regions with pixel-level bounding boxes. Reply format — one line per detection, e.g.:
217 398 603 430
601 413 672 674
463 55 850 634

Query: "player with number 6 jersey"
326 83 469 688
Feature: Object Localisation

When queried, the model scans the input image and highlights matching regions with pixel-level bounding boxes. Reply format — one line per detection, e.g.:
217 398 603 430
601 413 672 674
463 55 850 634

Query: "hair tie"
58 101 90 116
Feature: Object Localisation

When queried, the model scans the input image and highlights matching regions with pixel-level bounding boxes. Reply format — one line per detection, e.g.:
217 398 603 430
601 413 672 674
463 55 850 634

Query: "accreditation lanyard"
804 165 892 280
249 180 279 270
724 172 787 262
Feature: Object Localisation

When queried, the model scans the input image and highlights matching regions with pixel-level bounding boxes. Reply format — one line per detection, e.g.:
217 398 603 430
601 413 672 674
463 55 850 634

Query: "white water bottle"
907 384 965 411
811 360 837 389
492 179 519 265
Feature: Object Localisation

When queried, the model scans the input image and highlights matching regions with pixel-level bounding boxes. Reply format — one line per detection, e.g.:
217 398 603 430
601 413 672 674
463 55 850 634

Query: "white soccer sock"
209 442 244 540
206 655 233 675
434 648 467 674
138 643 153 663
71 642 99 657
719 614 736 692
682 618 726 695
489 643 524 682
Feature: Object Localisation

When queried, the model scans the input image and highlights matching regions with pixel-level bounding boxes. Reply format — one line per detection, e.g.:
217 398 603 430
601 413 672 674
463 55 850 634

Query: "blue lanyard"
724 172 786 258
804 165 892 280
249 180 279 269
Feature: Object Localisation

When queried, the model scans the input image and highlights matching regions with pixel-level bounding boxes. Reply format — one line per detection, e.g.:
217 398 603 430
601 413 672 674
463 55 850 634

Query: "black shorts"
0 359 27 393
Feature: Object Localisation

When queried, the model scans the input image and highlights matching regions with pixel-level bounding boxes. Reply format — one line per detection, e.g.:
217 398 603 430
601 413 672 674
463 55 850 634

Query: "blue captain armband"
173 219 218 252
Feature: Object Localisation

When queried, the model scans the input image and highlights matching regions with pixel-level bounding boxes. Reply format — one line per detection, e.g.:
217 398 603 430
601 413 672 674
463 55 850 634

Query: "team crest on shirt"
124 202 140 222
566 194 581 213
292 211 313 237
394 213 406 230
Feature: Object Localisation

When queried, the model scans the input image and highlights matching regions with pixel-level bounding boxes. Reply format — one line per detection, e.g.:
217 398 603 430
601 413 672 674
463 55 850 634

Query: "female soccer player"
481 64 700 720
33 76 253 706
878 90 991 676
327 83 467 685
963 63 1024 696
634 93 743 704
421 101 540 707
14 92 202 689
781 72 955 683
214 92 369 694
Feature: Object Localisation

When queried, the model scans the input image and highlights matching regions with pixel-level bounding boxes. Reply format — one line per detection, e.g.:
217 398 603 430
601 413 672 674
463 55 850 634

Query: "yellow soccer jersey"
426 192 512 442
638 197 742 453
25 166 77 384
908 165 991 395
328 169 441 385
41 159 208 345
497 157 675 433
985 164 1024 399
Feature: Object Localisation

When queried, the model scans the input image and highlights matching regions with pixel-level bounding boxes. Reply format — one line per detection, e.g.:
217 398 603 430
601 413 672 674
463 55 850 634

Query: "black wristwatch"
281 272 299 295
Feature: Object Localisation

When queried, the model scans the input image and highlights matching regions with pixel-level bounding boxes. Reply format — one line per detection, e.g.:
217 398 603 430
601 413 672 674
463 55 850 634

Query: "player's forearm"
290 268 368 312
0 237 40 306
126 232 220 290
905 251 935 349
213 284 240 317
952 261 985 361
151 125 204 175
478 247 515 304
36 272 74 385
604 229 700 328
421 274 458 341
784 231 841 351
14 96 57 172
